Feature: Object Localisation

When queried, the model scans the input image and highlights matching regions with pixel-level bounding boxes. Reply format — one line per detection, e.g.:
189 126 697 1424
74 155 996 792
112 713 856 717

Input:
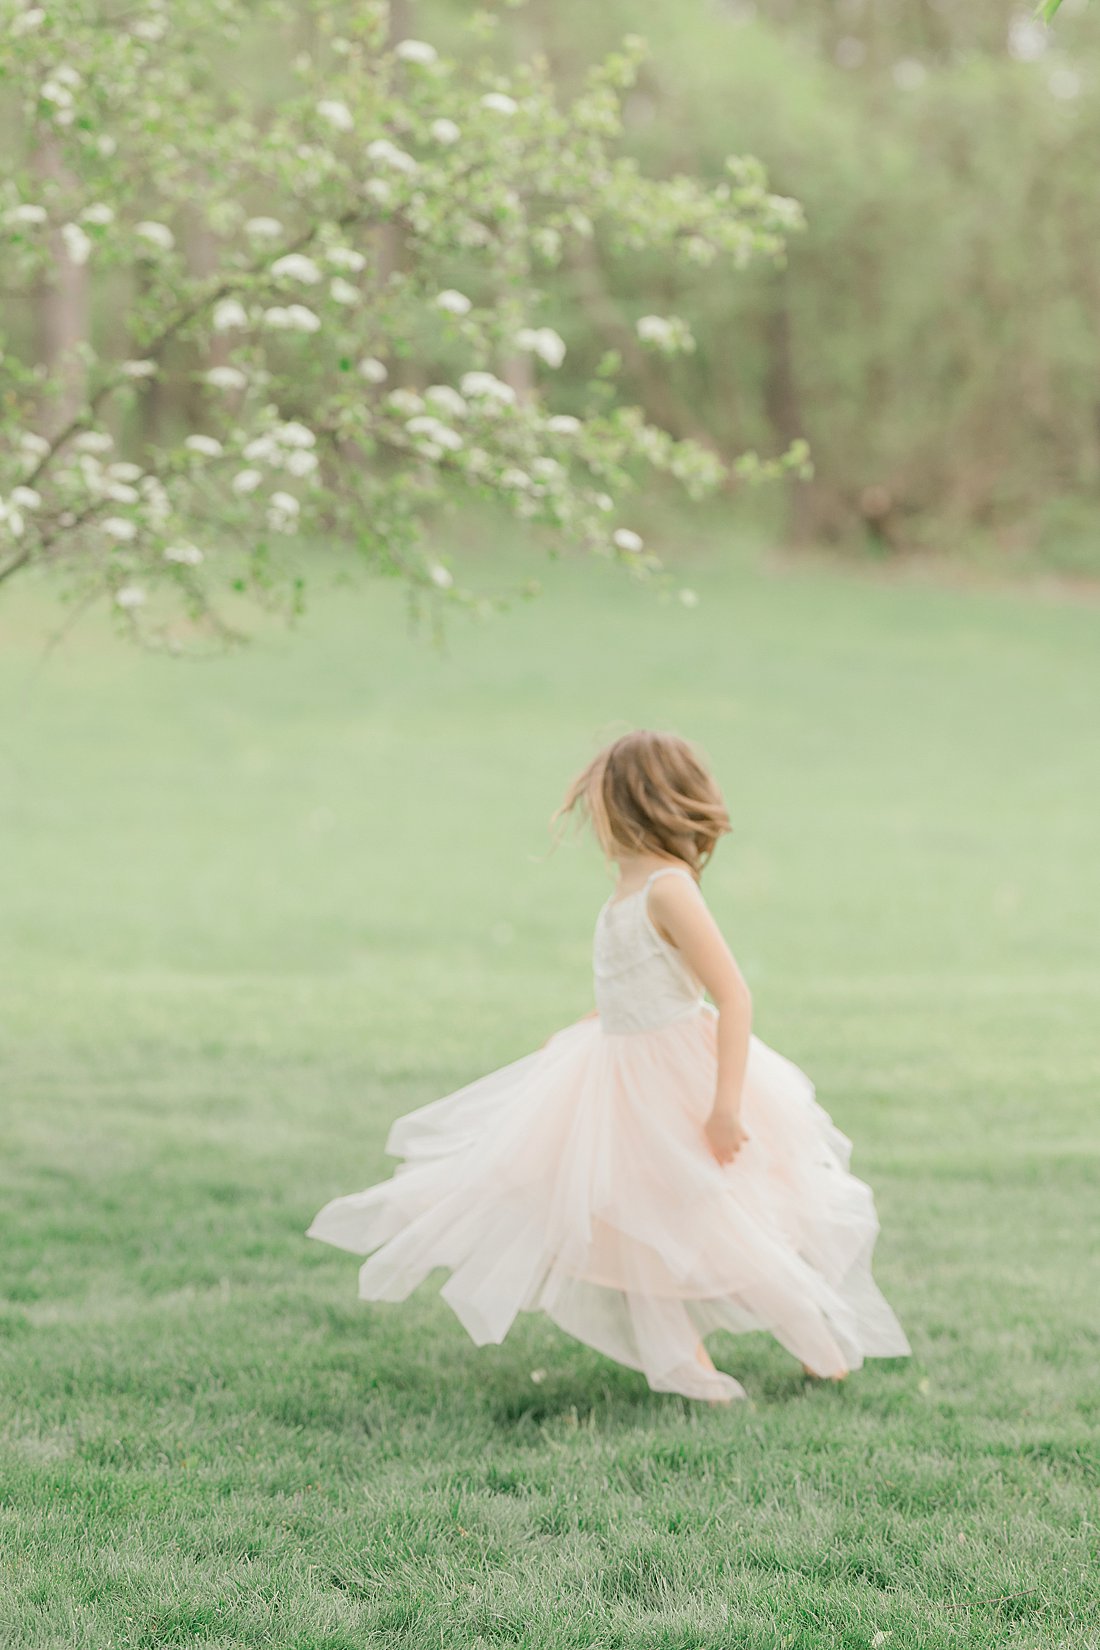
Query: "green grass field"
1 533 1097 1649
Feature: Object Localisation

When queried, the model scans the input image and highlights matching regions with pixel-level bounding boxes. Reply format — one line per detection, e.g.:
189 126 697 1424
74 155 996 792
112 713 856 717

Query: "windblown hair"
553 729 731 876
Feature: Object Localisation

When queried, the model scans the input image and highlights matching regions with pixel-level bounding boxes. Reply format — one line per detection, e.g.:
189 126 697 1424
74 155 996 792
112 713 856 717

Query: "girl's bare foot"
697 1340 733 1406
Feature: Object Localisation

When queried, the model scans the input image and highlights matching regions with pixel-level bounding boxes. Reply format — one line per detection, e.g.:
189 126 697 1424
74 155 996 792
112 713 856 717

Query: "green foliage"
0 0 801 646
474 0 1100 554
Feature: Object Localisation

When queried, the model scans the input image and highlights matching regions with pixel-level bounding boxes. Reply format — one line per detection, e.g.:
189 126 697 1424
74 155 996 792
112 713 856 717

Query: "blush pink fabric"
307 868 911 1400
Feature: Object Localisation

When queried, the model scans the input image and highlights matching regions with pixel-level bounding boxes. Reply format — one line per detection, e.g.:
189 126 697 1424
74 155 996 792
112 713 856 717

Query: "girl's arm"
647 873 753 1165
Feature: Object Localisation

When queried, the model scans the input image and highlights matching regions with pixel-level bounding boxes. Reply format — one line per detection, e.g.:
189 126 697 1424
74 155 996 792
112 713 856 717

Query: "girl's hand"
704 1110 750 1166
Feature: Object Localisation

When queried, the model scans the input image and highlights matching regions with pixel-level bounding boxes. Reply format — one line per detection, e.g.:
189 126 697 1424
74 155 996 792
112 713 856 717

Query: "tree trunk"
33 135 90 438
761 268 816 543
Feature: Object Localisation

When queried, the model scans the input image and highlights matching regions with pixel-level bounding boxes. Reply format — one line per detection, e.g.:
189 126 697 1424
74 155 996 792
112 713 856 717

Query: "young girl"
307 730 910 1402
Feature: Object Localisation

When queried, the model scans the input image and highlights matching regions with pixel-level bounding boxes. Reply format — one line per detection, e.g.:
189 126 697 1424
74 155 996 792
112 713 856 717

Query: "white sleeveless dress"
307 867 910 1401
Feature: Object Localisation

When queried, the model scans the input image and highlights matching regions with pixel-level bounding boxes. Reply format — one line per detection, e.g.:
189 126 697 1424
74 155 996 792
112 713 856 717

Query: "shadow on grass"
282 1284 877 1436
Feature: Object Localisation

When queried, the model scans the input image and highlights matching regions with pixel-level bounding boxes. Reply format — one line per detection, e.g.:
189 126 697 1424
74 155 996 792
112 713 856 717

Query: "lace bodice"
593 866 706 1034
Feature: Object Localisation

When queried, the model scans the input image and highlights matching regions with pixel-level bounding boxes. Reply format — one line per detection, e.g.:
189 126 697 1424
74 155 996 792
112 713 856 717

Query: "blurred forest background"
20 0 1100 580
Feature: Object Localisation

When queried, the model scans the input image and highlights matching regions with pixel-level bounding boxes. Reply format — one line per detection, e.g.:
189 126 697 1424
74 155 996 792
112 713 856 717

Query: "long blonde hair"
552 729 731 876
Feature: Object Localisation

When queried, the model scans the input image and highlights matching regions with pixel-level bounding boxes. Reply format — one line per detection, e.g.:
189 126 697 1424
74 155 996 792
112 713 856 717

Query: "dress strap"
644 866 697 891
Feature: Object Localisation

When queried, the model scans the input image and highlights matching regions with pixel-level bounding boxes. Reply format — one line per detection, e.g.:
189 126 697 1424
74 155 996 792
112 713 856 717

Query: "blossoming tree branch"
1 0 807 645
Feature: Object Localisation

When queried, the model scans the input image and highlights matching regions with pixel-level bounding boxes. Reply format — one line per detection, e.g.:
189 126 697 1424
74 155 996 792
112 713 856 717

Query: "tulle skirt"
306 1007 911 1401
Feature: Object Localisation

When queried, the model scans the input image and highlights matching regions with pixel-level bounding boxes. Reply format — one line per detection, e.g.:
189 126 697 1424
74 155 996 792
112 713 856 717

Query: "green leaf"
1037 0 1063 20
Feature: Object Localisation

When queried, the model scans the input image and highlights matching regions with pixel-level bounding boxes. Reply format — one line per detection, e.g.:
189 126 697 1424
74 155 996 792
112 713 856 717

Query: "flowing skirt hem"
306 1014 910 1402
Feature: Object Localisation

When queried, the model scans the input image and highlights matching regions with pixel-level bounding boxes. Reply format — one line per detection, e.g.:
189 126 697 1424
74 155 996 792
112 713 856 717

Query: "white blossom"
245 216 284 240
613 528 644 553
531 458 563 481
435 289 472 317
684 236 715 267
8 204 48 226
114 585 145 608
679 588 699 608
11 486 42 510
386 389 425 416
232 468 264 494
204 366 247 390
394 38 438 66
243 435 278 462
121 359 158 378
500 466 531 490
516 326 566 368
270 253 322 283
53 66 82 88
285 304 321 332
20 431 51 458
317 99 354 132
81 203 115 226
425 385 467 419
61 223 92 266
285 448 319 477
1008 17 1047 62
135 220 175 252
892 58 927 92
132 16 168 42
406 416 462 452
103 517 137 541
184 434 223 458
481 92 519 115
164 543 204 565
358 357 388 384
140 476 170 526
327 247 367 272
12 8 46 34
73 431 114 454
459 224 488 251
212 298 249 332
594 492 613 512
330 276 359 305
460 371 516 405
364 179 393 206
428 563 454 589
108 463 143 482
40 81 74 113
636 314 675 347
429 118 461 145
547 414 581 435
106 483 140 504
266 491 300 531
276 421 316 449
0 499 25 539
265 305 321 332
366 138 418 174
1049 66 1082 100
533 226 562 262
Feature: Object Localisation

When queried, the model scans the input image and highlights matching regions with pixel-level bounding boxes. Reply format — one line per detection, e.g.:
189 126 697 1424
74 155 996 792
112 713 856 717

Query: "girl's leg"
696 1339 734 1406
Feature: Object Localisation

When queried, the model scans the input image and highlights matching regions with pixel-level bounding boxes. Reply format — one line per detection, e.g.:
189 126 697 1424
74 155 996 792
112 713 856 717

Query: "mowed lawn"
1 535 1097 1650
